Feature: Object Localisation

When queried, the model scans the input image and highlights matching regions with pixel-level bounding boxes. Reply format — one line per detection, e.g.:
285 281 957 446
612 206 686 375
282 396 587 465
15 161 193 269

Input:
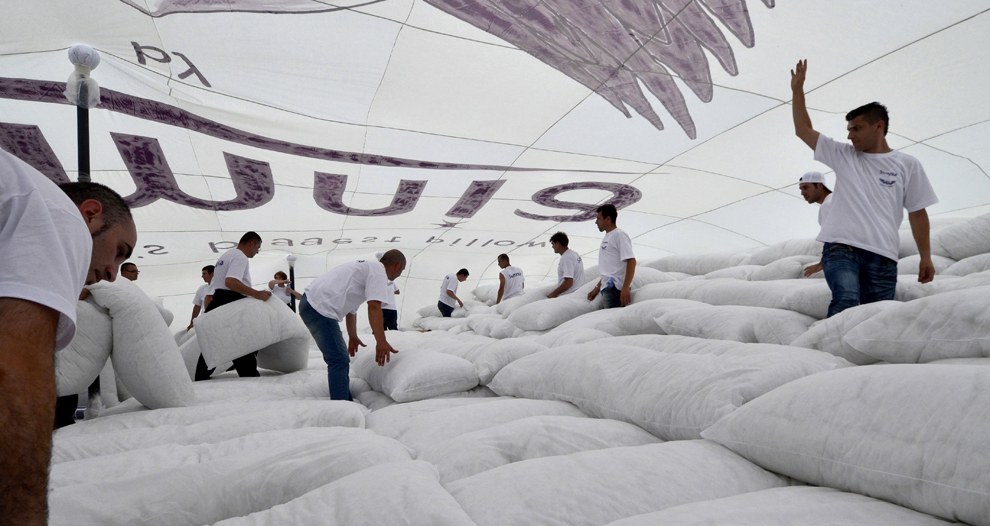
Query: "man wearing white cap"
791 60 938 317
798 171 832 277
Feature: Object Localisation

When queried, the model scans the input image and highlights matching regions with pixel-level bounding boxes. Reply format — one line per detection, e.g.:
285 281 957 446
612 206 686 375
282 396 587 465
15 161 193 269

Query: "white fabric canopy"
2 1 989 327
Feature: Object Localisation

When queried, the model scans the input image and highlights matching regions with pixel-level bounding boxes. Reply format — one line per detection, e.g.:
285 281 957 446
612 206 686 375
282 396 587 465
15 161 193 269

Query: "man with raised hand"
790 59 938 317
587 204 636 308
195 231 271 380
299 250 406 400
546 231 585 298
0 148 136 525
495 254 525 304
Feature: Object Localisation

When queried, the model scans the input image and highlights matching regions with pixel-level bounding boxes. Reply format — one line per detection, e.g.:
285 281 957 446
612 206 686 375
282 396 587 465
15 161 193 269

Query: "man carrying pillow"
791 60 938 317
299 250 406 400
195 231 271 380
0 148 136 525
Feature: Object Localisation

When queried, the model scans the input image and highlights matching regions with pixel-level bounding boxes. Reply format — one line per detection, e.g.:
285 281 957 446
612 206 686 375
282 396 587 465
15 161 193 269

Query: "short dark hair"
457 268 470 277
121 262 137 272
379 249 406 267
596 203 618 223
274 271 288 280
549 231 569 247
497 254 509 264
202 265 215 274
846 102 889 136
58 181 132 233
239 231 262 245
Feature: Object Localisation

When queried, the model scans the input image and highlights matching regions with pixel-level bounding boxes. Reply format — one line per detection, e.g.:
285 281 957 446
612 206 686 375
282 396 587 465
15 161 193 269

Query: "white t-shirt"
598 228 635 288
0 149 91 351
815 134 938 261
192 283 210 306
305 259 389 321
210 248 251 293
382 281 398 311
438 273 460 307
817 193 832 226
557 249 585 294
499 265 525 300
270 283 292 305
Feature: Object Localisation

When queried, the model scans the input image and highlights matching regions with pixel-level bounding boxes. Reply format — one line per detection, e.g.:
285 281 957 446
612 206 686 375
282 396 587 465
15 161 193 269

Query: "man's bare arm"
496 274 506 304
909 208 935 283
366 300 397 366
187 304 201 330
791 59 820 150
225 277 271 301
0 298 58 525
547 277 573 298
620 258 637 306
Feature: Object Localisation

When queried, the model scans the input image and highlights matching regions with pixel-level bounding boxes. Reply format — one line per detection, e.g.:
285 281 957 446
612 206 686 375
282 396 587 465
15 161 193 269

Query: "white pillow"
788 301 895 364
702 365 990 526
897 254 956 275
656 305 816 345
943 252 990 276
413 315 470 331
749 254 820 281
699 265 760 280
533 327 611 348
213 461 477 526
419 415 660 483
507 292 599 332
351 346 479 402
930 212 990 260
194 296 309 371
606 486 958 526
489 340 849 440
644 252 751 275
747 238 823 266
843 286 990 363
447 441 786 526
473 338 548 384
87 279 194 409
55 299 112 396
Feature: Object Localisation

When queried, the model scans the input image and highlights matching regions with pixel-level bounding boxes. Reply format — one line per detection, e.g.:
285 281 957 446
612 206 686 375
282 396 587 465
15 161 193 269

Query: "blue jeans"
600 284 622 309
822 242 897 318
437 301 454 318
299 295 352 400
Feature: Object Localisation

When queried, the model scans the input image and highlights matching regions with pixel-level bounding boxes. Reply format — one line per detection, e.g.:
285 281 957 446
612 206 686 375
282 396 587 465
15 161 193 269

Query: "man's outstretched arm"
0 298 58 526
791 59 820 150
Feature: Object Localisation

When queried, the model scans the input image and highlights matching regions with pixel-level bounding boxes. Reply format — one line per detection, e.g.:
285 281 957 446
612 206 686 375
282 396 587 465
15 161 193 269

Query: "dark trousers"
383 309 398 330
195 289 260 380
437 301 454 318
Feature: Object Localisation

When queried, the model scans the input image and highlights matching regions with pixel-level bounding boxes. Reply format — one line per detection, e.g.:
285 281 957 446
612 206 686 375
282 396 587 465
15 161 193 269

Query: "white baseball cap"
799 171 829 190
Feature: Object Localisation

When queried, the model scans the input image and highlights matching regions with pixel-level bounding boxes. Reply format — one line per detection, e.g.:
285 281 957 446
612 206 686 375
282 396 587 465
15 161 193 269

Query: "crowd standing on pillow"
547 231 585 298
187 264 214 330
495 254 525 304
791 59 938 317
299 250 407 400
587 203 637 308
195 231 272 380
798 171 832 277
437 268 469 317
0 148 137 525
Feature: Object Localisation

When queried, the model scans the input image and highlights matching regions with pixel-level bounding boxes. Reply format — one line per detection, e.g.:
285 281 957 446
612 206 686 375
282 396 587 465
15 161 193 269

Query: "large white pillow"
86 279 194 409
55 299 112 396
698 265 761 280
193 296 309 371
471 338 549 385
644 252 751 275
943 252 990 276
489 340 849 440
747 238 823 266
533 327 611 348
656 305 816 345
897 254 956 275
606 486 957 526
930 212 990 260
447 440 787 526
702 364 990 526
213 461 477 526
419 415 660 483
843 286 990 363
788 301 895 364
351 346 479 402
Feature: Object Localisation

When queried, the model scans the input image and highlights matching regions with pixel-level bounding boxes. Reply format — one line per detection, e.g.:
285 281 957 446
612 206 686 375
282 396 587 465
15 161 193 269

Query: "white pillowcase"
644 252 751 275
87 279 194 409
843 286 990 363
351 346 479 403
489 340 849 440
656 305 816 345
897 254 956 275
55 299 112 396
943 252 990 276
750 254 820 281
788 301 895 364
747 238 823 266
702 364 990 526
194 296 310 371
930 212 990 260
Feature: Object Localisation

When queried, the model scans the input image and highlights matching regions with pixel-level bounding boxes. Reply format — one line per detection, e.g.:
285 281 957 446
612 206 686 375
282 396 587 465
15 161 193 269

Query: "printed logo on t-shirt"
878 169 898 188
600 241 609 250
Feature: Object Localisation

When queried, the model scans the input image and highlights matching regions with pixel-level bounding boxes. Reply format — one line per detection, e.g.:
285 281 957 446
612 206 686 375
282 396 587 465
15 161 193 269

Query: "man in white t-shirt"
0 148 137 524
791 60 938 317
437 268 469 317
547 231 585 298
187 264 214 330
798 171 833 277
195 231 272 380
587 204 636 308
495 254 525 304
382 280 400 331
299 250 406 400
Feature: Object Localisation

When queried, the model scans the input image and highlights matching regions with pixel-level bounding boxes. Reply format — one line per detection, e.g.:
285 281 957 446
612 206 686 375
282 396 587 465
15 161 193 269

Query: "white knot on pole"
285 254 298 268
64 44 101 108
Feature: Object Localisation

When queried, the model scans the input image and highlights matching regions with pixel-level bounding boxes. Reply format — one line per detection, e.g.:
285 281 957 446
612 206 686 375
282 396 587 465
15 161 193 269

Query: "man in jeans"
299 250 406 400
790 60 938 317
587 203 636 309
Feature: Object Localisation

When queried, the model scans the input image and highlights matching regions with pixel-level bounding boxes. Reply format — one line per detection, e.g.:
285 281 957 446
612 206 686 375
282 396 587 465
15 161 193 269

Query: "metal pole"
77 82 90 182
288 265 296 312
